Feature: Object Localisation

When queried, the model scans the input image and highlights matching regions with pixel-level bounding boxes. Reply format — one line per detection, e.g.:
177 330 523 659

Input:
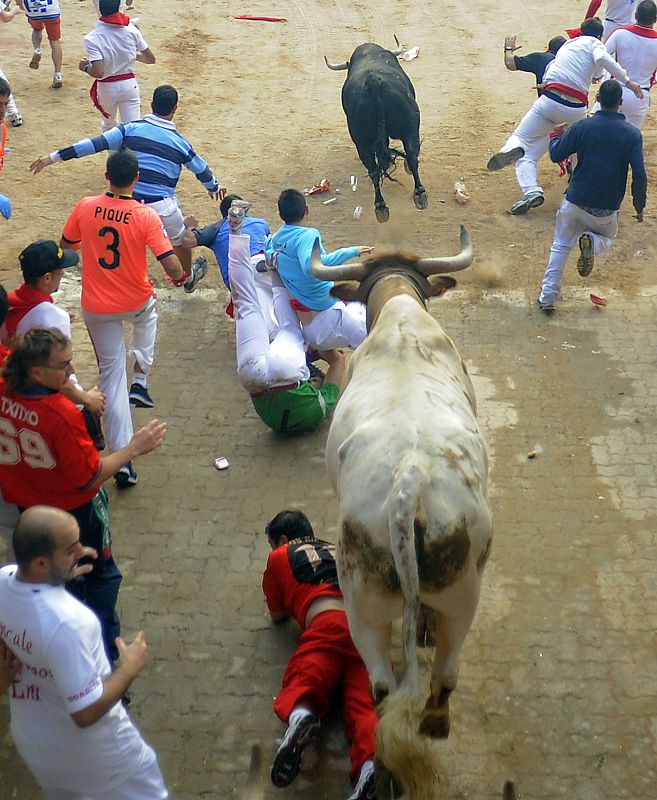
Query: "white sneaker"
347 762 375 800
9 112 23 127
227 200 251 233
52 73 63 89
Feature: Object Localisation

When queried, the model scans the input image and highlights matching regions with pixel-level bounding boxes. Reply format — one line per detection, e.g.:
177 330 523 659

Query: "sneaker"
9 112 23 128
270 712 320 788
509 191 545 215
129 382 154 408
52 73 63 89
114 462 138 488
536 297 555 314
184 255 208 293
347 763 376 800
577 233 594 277
308 362 325 380
227 200 252 233
486 146 525 172
29 50 41 70
255 255 277 273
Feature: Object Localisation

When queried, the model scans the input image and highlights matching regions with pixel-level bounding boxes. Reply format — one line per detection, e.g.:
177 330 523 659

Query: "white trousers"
302 302 367 350
41 746 167 800
539 199 618 302
83 296 158 451
229 233 309 393
0 64 19 117
592 86 650 129
502 94 587 196
148 196 186 245
96 78 141 133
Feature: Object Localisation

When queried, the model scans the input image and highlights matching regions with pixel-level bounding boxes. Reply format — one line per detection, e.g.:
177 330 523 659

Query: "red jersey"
262 538 343 629
0 345 9 368
0 379 101 510
61 192 174 314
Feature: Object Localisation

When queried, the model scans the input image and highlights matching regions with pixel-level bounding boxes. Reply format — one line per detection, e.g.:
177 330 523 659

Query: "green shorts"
251 381 339 433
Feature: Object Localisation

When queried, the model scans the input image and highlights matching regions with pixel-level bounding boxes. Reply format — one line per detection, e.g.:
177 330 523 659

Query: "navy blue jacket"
549 110 647 214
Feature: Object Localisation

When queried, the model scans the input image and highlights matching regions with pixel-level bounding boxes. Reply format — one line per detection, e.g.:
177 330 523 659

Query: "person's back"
560 110 643 208
84 20 145 77
543 35 605 94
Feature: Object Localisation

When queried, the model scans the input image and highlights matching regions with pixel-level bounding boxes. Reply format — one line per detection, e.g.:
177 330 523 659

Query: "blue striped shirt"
53 114 219 202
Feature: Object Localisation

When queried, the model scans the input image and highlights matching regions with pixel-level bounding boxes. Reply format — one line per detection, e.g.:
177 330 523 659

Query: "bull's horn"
416 225 474 275
310 239 368 281
391 34 404 56
324 55 350 71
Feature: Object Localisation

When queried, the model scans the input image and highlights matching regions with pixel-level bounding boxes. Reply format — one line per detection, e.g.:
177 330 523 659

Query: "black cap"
18 240 79 280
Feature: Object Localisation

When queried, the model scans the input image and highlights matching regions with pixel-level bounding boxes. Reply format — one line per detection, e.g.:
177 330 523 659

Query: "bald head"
13 507 76 570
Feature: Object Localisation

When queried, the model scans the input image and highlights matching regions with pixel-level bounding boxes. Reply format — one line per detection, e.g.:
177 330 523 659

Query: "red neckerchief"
100 12 131 25
566 28 582 39
5 285 55 339
616 24 657 38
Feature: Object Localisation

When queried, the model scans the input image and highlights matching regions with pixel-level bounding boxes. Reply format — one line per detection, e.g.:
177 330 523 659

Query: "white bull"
311 228 492 750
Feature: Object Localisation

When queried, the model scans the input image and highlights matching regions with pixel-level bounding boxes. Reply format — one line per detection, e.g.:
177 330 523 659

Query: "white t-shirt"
84 21 148 77
23 0 61 20
604 0 637 23
605 26 657 88
15 301 72 339
0 565 152 793
543 35 629 93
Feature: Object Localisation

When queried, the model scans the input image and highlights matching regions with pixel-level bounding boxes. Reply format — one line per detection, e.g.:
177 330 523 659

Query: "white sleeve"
84 34 104 63
605 30 619 58
593 40 630 83
132 25 149 52
16 303 72 338
46 622 104 714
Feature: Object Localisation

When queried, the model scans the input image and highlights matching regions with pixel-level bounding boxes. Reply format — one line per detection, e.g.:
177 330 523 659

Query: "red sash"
89 72 136 118
543 82 589 103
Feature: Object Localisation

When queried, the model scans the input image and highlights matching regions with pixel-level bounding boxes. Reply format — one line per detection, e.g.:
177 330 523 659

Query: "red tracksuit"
262 538 377 783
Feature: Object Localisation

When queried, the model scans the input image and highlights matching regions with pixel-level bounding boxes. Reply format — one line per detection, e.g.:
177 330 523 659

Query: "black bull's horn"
309 226 473 282
324 35 403 70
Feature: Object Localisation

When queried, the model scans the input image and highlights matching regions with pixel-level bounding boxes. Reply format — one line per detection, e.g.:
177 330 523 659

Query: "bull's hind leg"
354 141 390 222
401 134 428 210
419 591 479 738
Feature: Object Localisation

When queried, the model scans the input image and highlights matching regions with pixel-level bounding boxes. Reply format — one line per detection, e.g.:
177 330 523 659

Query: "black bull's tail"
364 73 402 187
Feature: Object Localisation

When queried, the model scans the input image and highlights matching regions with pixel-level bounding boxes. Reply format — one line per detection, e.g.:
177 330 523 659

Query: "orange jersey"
62 193 175 314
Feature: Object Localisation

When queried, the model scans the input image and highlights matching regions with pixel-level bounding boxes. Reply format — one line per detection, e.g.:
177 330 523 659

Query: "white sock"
358 760 374 781
133 372 148 388
288 707 313 727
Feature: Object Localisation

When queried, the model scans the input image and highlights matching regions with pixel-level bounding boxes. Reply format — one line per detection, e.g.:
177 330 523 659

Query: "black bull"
325 40 428 223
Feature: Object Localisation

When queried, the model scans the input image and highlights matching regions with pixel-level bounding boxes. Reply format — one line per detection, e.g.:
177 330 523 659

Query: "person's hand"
634 211 644 222
0 194 11 221
183 214 198 229
357 246 373 256
78 58 90 73
208 187 227 202
627 80 644 99
71 546 98 579
130 419 166 457
0 641 20 694
115 631 148 679
29 155 53 174
551 123 569 136
504 34 519 51
83 387 106 416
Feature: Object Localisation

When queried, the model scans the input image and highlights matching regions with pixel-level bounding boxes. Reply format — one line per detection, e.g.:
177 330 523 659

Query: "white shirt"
543 35 630 94
606 26 657 88
23 0 61 19
604 0 637 23
15 301 72 338
0 566 151 793
84 21 148 77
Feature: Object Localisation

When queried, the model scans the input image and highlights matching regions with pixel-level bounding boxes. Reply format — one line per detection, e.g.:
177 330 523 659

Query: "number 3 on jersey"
98 226 121 270
0 419 56 469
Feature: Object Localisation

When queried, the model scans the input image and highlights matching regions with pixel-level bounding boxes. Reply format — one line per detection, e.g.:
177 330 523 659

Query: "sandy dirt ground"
2 0 657 799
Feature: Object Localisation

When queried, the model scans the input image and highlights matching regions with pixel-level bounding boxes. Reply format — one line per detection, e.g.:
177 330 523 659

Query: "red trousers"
274 610 378 784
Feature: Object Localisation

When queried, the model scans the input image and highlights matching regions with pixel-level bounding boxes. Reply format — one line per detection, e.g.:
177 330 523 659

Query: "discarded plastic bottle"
353 206 363 220
453 181 470 205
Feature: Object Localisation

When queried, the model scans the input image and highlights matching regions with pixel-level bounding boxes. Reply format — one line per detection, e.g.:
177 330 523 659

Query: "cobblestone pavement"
2 277 656 800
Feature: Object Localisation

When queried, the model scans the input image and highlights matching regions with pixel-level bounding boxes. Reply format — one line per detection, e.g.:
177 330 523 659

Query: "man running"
60 148 186 487
17 0 64 89
80 0 155 132
29 84 225 289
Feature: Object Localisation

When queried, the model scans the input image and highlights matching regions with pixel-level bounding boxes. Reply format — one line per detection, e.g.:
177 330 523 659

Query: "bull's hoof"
413 191 428 210
418 710 450 739
403 159 412 175
374 761 404 800
375 206 390 223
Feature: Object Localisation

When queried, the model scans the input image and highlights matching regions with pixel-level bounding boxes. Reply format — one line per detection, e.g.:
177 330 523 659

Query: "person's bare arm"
0 642 20 694
71 632 148 728
93 419 166 486
137 47 155 64
0 5 22 22
79 58 105 79
320 349 346 389
504 35 520 70
160 253 185 283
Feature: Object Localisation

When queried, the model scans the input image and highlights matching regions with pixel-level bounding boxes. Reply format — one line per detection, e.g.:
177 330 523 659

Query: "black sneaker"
115 462 138 488
487 146 525 172
129 383 154 408
577 233 594 277
270 712 320 788
536 297 555 315
184 256 208 293
308 363 326 380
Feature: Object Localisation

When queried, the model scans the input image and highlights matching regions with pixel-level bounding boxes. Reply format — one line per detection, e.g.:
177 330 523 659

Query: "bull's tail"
364 73 397 185
388 451 430 696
